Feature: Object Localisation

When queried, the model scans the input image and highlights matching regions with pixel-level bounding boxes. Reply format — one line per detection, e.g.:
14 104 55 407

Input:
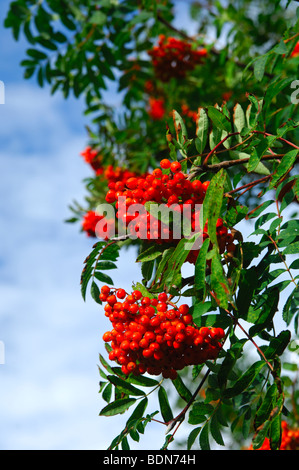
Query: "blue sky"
0 0 297 451
0 0 202 451
0 0 157 450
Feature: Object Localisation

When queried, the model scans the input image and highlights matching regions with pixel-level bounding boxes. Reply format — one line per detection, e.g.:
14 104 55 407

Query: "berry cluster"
104 159 236 263
101 287 225 379
181 103 198 123
148 97 166 121
80 146 148 238
80 146 104 175
82 210 114 239
148 35 207 82
291 41 299 58
248 421 299 450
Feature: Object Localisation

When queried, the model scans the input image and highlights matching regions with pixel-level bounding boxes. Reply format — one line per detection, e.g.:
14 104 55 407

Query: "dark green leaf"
158 386 173 423
107 375 145 397
264 330 291 359
223 360 265 398
194 238 210 299
199 422 210 450
94 271 114 285
210 414 225 446
99 398 136 416
187 427 201 450
207 106 231 133
195 108 208 153
270 149 298 189
171 374 193 403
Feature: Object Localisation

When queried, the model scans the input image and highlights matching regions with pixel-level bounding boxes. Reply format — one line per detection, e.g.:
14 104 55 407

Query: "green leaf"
102 382 113 403
191 300 213 326
269 413 282 451
282 287 299 325
270 149 298 189
187 427 201 450
89 11 107 25
233 103 245 142
253 54 269 81
90 281 101 304
236 267 259 319
210 250 230 309
171 374 193 403
126 397 148 427
252 420 271 449
249 287 280 336
247 135 276 173
27 48 47 60
99 398 136 417
223 360 265 398
203 169 226 244
207 106 231 133
126 374 159 388
194 238 210 299
210 414 225 446
190 401 213 418
217 340 246 389
195 107 209 153
136 243 164 262
107 375 145 397
199 422 210 450
172 109 188 152
158 386 173 423
96 260 118 271
254 383 278 429
264 330 291 359
157 235 200 289
264 77 295 114
94 271 114 285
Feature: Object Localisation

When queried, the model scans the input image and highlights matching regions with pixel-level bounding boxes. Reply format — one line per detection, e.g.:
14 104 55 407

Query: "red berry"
202 181 210 193
170 161 182 173
158 292 168 302
160 159 171 169
101 285 111 295
116 288 126 299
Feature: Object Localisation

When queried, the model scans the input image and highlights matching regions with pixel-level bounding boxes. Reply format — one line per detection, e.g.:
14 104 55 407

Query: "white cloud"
0 80 153 450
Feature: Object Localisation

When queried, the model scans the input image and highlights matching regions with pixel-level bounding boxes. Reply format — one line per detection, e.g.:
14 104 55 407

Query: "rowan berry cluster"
80 146 104 175
148 35 207 82
80 147 147 237
104 158 236 263
82 210 114 239
248 421 299 450
181 103 198 122
100 286 225 379
148 97 165 120
291 41 299 58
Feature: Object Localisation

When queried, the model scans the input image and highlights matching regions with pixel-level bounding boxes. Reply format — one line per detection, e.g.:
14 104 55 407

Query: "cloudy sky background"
0 0 201 451
0 0 297 451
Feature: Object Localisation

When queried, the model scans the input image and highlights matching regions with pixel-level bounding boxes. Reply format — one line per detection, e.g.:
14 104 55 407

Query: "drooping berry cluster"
148 35 207 82
101 287 225 379
82 210 114 239
181 103 198 122
148 97 166 121
80 146 147 237
248 421 299 450
80 146 104 175
104 159 236 263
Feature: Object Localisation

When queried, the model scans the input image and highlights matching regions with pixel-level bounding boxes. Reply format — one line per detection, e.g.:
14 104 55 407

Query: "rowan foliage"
6 0 299 450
